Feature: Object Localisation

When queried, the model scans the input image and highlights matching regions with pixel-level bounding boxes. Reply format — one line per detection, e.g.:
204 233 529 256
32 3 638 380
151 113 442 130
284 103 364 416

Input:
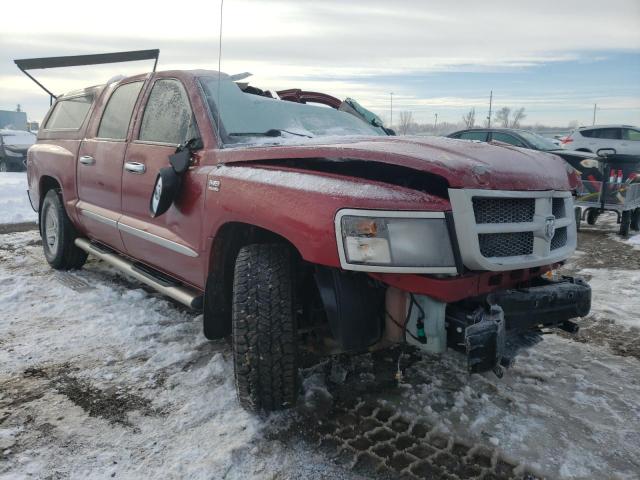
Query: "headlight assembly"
335 209 457 274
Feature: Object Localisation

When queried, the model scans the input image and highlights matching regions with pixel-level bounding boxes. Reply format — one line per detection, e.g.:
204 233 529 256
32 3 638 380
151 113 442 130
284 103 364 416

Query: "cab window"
44 95 93 130
139 79 198 145
491 132 525 147
457 131 488 141
97 82 144 140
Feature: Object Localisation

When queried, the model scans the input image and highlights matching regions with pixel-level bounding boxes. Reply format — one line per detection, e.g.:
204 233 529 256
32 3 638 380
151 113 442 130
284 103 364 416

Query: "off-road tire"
232 243 298 412
631 208 640 232
619 210 631 237
586 209 599 225
40 190 88 270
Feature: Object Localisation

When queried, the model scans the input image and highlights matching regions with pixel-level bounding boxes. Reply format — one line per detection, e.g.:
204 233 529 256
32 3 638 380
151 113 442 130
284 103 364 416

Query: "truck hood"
218 135 574 191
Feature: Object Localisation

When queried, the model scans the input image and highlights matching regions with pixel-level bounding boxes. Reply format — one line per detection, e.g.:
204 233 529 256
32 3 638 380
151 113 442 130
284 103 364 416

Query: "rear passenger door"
119 77 205 288
77 81 144 251
583 128 622 153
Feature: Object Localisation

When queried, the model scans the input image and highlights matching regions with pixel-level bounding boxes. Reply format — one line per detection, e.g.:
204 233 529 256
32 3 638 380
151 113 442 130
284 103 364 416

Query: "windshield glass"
517 130 558 151
199 76 385 145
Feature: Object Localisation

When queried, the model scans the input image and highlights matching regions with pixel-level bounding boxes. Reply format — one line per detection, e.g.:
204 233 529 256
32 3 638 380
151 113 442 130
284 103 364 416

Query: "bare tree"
398 111 414 135
462 108 476 128
494 107 511 128
510 107 526 128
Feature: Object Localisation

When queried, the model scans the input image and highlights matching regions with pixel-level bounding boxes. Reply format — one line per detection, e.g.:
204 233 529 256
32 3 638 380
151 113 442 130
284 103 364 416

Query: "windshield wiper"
228 129 313 138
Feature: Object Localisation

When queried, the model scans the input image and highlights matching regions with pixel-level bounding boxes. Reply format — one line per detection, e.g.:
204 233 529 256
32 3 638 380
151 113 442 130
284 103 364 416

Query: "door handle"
124 162 146 174
79 155 95 165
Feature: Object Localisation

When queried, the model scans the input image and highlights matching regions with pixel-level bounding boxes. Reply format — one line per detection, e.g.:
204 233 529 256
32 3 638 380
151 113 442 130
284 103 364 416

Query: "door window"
97 82 144 140
589 128 621 139
622 128 640 141
139 79 198 145
458 131 488 141
44 95 93 130
491 132 525 147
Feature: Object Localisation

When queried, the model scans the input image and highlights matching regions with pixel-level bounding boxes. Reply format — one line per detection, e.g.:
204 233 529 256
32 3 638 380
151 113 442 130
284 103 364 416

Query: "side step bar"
74 238 203 310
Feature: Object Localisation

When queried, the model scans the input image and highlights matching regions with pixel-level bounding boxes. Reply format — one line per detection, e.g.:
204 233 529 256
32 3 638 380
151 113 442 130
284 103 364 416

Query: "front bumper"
446 276 591 374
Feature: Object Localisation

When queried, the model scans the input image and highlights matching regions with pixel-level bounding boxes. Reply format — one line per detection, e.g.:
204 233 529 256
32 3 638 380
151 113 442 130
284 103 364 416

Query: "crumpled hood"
218 135 574 191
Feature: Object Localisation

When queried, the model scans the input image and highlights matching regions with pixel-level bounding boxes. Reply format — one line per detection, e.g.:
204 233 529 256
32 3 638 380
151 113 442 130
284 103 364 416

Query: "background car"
0 129 36 172
447 128 602 176
560 125 640 155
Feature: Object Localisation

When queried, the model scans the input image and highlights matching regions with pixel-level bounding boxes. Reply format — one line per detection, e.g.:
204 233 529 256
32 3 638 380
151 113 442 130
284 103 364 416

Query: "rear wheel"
232 243 298 412
574 207 582 232
586 209 599 225
619 210 631 237
40 190 88 270
631 208 640 232
0 159 8 172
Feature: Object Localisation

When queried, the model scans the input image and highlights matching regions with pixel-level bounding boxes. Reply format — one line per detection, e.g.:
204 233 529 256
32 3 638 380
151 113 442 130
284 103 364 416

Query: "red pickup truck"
20 51 590 412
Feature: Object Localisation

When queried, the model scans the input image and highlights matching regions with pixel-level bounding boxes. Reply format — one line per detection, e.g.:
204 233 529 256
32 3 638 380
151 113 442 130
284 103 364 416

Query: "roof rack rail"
14 49 160 105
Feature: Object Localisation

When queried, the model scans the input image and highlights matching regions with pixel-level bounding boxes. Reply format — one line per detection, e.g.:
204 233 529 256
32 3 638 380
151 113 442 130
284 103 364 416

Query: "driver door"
119 77 204 287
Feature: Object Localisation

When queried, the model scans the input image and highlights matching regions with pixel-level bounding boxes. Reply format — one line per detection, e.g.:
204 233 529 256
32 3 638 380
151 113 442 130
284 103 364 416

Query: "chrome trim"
80 209 117 228
79 155 95 165
124 161 146 174
334 209 457 274
117 222 198 258
74 238 202 309
449 189 576 272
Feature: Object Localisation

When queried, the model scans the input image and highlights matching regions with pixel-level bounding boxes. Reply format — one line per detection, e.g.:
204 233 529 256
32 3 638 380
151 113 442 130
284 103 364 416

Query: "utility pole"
434 113 438 130
487 90 493 128
592 103 597 125
390 92 394 128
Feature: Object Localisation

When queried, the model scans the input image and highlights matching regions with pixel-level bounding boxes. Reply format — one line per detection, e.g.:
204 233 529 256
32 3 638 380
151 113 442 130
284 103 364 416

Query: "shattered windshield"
199 75 384 145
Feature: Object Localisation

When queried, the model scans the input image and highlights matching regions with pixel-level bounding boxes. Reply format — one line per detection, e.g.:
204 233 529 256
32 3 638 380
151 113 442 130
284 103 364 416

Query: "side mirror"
150 167 181 217
148 137 202 218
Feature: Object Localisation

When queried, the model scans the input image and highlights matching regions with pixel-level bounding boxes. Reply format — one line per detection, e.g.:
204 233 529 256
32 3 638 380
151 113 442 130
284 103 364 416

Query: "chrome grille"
552 198 566 218
449 189 577 272
551 226 568 250
472 198 535 224
479 232 534 258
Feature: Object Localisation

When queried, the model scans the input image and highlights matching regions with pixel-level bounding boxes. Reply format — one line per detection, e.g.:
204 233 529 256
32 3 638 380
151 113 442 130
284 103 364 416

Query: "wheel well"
39 176 61 205
203 222 302 337
38 176 62 229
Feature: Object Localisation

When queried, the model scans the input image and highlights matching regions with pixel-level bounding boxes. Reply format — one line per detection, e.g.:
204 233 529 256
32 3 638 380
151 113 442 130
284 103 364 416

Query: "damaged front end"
312 269 591 377
446 276 590 375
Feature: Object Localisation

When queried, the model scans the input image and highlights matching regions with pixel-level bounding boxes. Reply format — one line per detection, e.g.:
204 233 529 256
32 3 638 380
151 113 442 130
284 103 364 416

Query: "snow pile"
0 172 37 225
0 231 355 480
579 268 640 329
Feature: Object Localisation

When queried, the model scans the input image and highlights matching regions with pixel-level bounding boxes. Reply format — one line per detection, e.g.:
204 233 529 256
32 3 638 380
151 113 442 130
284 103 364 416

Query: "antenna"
216 0 225 146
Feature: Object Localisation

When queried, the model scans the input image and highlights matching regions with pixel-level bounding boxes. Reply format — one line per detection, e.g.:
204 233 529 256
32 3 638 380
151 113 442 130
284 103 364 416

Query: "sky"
0 0 639 128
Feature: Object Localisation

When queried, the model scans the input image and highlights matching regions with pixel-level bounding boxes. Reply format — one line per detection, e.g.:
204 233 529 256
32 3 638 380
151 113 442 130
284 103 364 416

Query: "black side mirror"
150 167 181 217
148 137 202 218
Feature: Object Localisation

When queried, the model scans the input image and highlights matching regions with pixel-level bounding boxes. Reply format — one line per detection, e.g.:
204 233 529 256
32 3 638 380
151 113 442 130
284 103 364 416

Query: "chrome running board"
74 238 203 310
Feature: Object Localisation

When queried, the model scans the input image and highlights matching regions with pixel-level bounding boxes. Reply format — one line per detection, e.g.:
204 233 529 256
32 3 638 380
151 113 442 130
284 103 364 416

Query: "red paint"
29 70 574 295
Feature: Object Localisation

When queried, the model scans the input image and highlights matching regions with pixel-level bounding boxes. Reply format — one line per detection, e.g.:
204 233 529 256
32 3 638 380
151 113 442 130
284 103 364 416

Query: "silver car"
561 125 640 155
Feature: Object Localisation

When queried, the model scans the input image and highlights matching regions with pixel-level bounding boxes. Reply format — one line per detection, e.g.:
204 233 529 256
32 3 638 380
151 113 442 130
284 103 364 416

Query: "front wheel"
40 190 88 270
0 159 8 172
232 244 298 412
586 209 599 225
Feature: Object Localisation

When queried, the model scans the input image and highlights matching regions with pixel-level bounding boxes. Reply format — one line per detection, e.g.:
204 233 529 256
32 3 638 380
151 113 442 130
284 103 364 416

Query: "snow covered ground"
1 212 639 479
0 173 37 225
